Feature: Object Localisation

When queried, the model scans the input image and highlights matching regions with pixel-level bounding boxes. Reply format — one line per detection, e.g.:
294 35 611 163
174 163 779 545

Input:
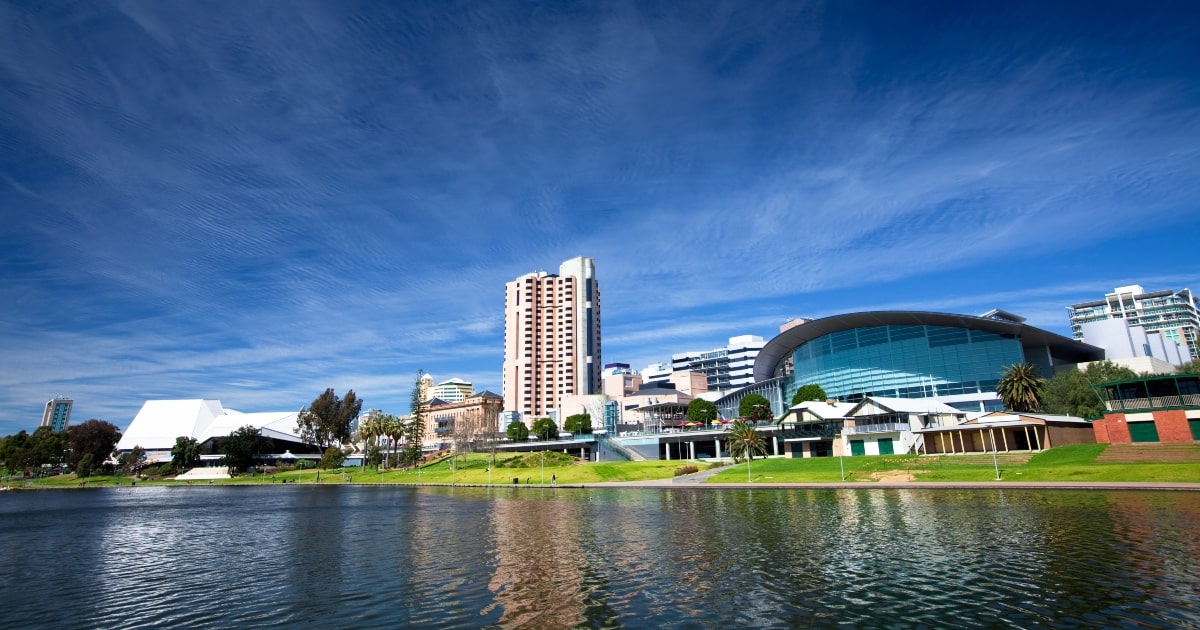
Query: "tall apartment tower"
503 256 601 421
1069 285 1200 360
41 396 73 431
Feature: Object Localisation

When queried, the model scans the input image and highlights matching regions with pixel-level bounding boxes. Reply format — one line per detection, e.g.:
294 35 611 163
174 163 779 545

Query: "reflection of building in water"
487 495 591 627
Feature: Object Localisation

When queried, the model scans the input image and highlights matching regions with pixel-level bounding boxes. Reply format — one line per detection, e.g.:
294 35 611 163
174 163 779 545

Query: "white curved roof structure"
116 399 302 451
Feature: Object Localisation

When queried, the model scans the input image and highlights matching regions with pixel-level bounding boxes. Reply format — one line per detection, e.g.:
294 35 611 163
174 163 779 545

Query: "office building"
41 396 73 431
502 256 601 421
1069 285 1200 360
671 335 765 391
430 378 474 403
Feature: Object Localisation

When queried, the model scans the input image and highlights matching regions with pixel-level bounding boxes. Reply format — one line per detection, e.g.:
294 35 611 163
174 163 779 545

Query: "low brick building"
1091 375 1200 444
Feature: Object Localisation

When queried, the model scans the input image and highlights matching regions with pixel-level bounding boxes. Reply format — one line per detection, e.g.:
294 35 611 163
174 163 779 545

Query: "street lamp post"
541 450 545 485
990 428 1001 481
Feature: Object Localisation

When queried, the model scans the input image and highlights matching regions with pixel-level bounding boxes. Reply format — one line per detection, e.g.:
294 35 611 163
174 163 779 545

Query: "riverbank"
10 443 1200 490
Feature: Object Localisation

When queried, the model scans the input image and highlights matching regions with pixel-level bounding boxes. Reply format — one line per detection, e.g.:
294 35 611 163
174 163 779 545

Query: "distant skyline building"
640 362 672 383
502 256 601 421
1069 285 1200 360
671 335 766 391
430 378 473 403
41 396 73 431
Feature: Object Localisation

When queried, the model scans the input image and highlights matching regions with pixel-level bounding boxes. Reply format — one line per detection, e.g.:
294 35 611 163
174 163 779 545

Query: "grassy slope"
16 444 1200 488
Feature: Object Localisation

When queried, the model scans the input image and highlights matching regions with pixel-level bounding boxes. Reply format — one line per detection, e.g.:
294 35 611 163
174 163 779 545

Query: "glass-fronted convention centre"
751 311 1105 413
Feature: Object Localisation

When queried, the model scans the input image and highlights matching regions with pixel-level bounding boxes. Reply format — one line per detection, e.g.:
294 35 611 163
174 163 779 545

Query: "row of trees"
0 419 123 476
995 359 1200 416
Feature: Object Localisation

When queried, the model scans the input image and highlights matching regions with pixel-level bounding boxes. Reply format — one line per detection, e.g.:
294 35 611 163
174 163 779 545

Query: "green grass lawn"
706 444 1200 483
14 444 1200 488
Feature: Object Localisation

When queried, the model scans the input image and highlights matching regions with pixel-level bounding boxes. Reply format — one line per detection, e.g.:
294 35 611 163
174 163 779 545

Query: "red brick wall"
1093 413 1130 444
1155 409 1194 443
1094 410 1196 444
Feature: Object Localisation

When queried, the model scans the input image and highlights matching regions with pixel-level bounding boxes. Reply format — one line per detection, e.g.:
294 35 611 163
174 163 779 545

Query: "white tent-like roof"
116 399 303 452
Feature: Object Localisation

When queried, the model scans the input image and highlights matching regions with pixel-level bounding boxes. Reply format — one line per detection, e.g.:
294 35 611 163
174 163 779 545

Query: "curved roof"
753 311 1104 382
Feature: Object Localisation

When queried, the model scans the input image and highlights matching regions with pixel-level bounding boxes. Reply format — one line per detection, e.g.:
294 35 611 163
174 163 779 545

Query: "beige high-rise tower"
502 256 601 422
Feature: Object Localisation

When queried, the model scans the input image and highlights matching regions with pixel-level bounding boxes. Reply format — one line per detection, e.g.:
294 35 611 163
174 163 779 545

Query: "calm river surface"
2 486 1199 629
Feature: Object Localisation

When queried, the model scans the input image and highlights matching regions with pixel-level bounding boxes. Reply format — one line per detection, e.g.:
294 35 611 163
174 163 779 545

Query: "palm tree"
356 416 380 470
381 415 404 469
996 363 1047 412
727 420 767 463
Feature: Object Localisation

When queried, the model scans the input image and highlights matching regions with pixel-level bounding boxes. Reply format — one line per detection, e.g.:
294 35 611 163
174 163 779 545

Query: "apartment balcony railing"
1104 394 1200 412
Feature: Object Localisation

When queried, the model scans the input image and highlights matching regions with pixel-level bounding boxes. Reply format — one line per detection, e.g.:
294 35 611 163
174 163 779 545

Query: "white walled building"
1070 285 1199 360
1079 318 1188 368
431 378 474 403
671 335 766 391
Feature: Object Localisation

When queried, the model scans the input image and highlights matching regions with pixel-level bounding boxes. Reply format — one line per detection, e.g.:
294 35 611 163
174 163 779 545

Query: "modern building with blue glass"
746 310 1104 415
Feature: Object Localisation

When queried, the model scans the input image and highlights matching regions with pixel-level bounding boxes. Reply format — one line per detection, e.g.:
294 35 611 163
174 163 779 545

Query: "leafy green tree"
222 425 265 474
738 394 772 420
1177 359 1200 375
67 419 121 470
76 452 95 478
296 388 363 449
170 436 201 473
11 426 67 470
405 371 428 465
0 430 28 470
996 363 1047 412
727 420 767 463
506 420 529 441
791 383 827 406
687 399 718 424
563 413 592 434
318 446 346 470
119 446 146 476
531 417 557 441
1042 360 1139 418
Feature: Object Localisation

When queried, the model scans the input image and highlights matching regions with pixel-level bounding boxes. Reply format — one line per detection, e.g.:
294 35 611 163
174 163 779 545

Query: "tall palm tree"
381 415 403 469
996 363 1047 412
727 420 767 464
356 416 380 470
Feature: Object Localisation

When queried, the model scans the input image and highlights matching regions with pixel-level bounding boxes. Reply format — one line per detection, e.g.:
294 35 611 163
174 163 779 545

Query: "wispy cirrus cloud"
1 1 1198 432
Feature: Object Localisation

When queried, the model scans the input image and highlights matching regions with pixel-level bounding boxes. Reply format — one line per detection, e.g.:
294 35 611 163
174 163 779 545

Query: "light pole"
541 450 545 485
839 437 846 482
990 428 1001 481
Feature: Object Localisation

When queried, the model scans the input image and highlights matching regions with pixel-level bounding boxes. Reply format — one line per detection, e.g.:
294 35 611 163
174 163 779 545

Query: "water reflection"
1 486 1198 629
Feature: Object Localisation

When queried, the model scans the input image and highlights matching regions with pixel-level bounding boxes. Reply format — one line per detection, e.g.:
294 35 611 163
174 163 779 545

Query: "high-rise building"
503 256 601 420
671 335 766 391
41 396 73 431
1069 285 1200 360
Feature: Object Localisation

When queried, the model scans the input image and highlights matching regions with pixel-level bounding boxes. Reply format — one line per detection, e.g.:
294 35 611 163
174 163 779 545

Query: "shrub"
318 447 346 470
674 465 699 476
294 459 315 470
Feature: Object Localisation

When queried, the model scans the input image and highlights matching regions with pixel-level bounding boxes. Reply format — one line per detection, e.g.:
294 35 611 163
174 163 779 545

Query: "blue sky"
2 1 1198 435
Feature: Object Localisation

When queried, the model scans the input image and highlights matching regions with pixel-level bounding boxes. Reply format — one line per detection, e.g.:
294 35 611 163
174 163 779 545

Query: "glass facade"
785 324 1025 403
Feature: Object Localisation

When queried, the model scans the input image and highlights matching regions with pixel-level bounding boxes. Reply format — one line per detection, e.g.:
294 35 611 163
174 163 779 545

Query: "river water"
2 486 1198 629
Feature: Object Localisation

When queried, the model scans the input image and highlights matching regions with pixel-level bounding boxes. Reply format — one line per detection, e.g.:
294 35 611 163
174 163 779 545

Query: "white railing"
1105 395 1200 411
845 422 908 435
